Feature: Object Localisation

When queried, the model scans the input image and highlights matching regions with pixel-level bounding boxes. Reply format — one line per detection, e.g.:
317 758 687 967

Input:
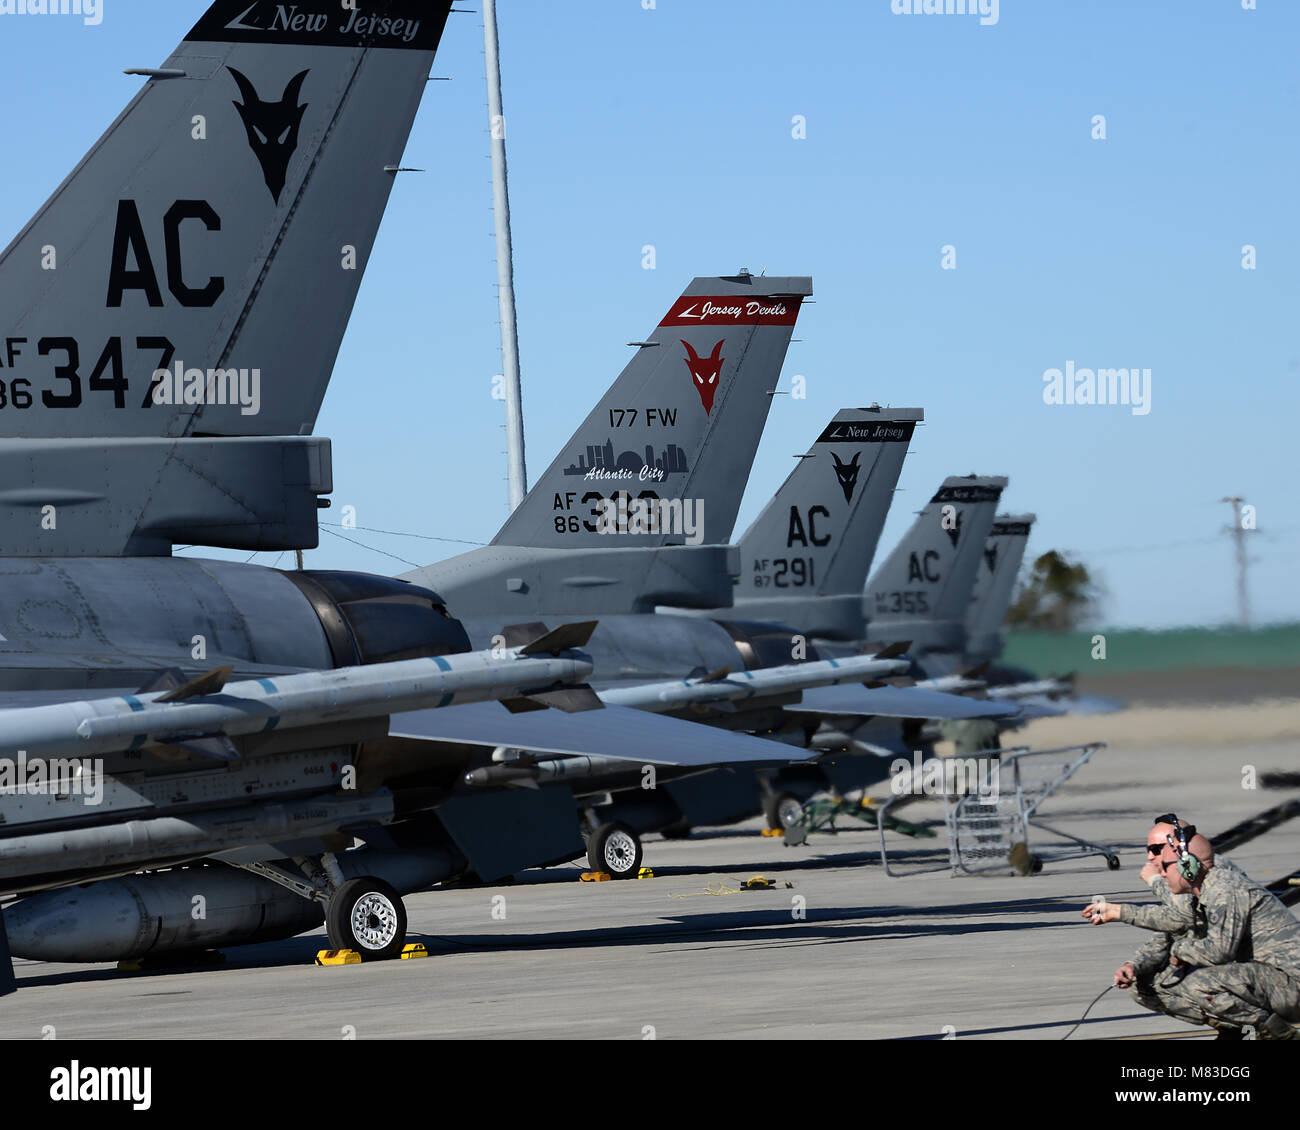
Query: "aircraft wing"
785 684 1021 721
390 701 815 766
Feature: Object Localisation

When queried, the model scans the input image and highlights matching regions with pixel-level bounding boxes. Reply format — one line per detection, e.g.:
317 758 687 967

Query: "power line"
317 521 485 548
318 526 423 569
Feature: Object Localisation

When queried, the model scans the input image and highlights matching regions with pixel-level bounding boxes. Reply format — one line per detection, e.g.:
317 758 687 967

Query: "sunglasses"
1146 843 1169 855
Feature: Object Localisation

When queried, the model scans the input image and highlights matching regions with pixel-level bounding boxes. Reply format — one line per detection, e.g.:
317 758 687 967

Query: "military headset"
1154 812 1203 883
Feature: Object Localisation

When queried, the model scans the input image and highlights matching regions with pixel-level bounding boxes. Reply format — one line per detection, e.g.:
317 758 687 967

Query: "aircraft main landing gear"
236 856 411 961
763 792 804 831
325 877 408 961
586 822 642 879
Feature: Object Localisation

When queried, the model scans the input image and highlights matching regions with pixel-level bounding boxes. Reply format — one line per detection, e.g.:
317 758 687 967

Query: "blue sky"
1 0 1295 629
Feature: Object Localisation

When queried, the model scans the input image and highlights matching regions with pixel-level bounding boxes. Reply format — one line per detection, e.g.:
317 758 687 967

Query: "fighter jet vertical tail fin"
0 0 455 441
735 408 923 600
492 273 813 550
964 514 1036 662
865 475 1008 656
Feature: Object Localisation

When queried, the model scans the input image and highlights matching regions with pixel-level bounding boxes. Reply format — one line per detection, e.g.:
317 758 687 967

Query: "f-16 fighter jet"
402 302 1017 868
0 3 828 984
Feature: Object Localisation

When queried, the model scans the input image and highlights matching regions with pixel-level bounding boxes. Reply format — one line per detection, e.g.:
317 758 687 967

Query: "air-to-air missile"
0 625 597 763
598 653 912 713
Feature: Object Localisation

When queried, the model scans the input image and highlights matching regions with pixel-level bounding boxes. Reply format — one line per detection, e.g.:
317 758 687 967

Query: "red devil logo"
681 339 725 415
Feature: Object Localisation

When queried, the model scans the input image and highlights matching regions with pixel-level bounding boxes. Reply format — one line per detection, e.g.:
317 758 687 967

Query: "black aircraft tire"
587 823 642 879
764 793 803 831
326 877 408 960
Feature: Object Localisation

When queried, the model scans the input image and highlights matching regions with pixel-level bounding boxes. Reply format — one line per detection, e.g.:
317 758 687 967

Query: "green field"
1001 623 1300 677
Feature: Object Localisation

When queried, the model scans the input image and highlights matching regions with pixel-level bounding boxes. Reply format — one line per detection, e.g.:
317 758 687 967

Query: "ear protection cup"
1178 852 1203 882
1155 812 1202 883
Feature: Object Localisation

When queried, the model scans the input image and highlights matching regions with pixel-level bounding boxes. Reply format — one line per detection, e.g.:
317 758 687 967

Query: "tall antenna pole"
484 0 527 512
1220 496 1250 628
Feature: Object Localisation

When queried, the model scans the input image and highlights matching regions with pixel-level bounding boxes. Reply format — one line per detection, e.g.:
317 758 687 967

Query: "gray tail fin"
865 475 1008 654
492 273 812 550
964 514 1035 661
0 0 453 441
730 408 922 639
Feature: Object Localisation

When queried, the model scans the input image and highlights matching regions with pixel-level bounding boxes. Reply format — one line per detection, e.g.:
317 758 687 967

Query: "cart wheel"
1107 855 1121 871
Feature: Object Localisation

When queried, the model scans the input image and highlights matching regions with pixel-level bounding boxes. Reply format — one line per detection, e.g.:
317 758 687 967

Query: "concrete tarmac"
2 738 1297 1040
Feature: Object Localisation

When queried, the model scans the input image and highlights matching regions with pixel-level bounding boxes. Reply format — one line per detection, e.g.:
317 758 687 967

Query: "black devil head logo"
944 510 963 549
229 68 310 205
831 451 861 503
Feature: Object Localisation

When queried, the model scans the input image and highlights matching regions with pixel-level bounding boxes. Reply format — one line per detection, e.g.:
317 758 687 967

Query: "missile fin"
871 641 912 660
500 697 549 715
500 622 549 649
518 685 604 713
155 666 236 702
154 735 242 762
517 621 599 656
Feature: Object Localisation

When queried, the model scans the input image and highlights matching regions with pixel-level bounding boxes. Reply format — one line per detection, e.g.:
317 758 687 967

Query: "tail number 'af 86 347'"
0 337 174 412
552 490 663 535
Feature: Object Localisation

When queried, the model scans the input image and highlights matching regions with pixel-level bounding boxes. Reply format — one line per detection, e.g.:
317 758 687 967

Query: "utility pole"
1219 496 1251 628
484 0 527 512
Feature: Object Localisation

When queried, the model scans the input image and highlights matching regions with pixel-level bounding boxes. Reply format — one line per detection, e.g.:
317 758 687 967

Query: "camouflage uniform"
1118 860 1300 1036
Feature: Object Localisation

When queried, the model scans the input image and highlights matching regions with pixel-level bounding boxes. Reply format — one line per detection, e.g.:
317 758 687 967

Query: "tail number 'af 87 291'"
751 557 816 589
0 337 174 412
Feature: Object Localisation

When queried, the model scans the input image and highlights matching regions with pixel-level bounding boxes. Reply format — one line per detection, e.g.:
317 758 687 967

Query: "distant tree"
1006 550 1099 632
